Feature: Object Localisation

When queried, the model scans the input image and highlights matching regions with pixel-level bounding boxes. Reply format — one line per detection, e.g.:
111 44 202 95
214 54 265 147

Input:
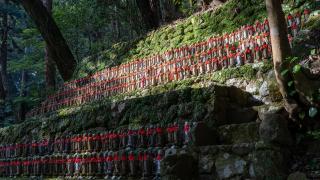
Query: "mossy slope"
75 0 267 78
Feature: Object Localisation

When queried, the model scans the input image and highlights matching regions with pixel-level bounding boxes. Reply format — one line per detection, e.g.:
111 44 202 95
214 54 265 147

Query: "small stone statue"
154 149 163 180
128 151 137 177
66 155 74 178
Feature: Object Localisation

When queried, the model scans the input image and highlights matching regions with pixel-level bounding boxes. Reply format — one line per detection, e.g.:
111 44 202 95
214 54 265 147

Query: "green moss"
304 14 320 30
211 64 257 83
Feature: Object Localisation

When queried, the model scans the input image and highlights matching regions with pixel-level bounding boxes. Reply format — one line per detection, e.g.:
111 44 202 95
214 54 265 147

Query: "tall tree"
20 0 77 81
0 0 9 125
16 70 27 122
136 0 160 30
0 77 5 125
42 0 56 91
265 0 299 118
0 0 9 97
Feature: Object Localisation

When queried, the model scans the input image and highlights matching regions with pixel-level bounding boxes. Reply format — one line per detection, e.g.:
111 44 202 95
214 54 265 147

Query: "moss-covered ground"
74 0 315 78
74 0 268 78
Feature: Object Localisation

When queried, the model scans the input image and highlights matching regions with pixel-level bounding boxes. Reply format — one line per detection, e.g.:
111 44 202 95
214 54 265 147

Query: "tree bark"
21 0 77 81
136 0 160 30
0 5 9 98
0 0 9 126
41 0 56 91
16 70 28 123
266 0 299 118
0 77 5 126
112 5 121 41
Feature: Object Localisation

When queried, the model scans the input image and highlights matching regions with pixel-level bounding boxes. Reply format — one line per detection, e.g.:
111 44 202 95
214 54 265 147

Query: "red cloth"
121 154 127 161
304 9 310 15
128 154 135 161
114 154 119 161
156 127 163 134
106 156 113 162
184 124 190 132
245 48 252 54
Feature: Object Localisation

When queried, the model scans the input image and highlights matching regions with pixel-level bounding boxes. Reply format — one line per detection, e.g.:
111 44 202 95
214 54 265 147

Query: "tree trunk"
136 0 160 30
21 0 77 81
0 1 9 126
0 5 9 98
42 0 56 92
266 0 299 118
112 5 121 41
159 0 180 24
16 71 28 123
0 77 6 126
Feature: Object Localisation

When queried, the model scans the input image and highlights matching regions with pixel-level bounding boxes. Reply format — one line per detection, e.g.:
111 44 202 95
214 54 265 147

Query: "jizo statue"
120 150 128 177
113 151 121 178
73 153 82 178
80 153 87 177
138 126 146 148
142 150 153 178
88 152 95 177
119 129 127 149
154 149 163 179
66 155 74 178
96 152 104 177
105 151 114 179
128 151 137 177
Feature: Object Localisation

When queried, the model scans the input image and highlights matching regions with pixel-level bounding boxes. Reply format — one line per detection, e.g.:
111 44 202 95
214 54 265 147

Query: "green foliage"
211 64 257 83
304 14 320 30
53 0 145 62
292 64 302 74
307 130 320 140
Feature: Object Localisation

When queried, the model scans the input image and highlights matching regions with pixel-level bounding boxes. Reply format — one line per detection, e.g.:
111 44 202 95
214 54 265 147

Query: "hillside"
0 0 319 179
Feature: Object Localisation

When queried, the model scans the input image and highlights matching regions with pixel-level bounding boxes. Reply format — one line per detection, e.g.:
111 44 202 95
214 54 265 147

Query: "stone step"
217 122 260 144
198 143 256 156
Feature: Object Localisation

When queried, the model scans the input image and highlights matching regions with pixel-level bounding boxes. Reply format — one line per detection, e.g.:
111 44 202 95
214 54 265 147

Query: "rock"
161 150 198 180
215 153 247 179
256 105 283 120
226 78 249 90
249 150 287 179
165 147 177 157
193 122 219 146
226 107 258 124
199 155 215 174
267 80 282 102
232 143 255 156
199 146 219 155
117 102 126 113
141 89 149 96
218 122 259 144
293 64 320 106
259 113 293 146
245 82 258 94
287 172 308 180
198 174 217 180
267 70 275 79
259 81 269 97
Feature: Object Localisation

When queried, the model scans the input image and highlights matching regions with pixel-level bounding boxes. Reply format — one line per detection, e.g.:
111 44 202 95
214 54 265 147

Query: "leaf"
289 90 297 96
281 69 289 76
309 107 318 118
290 57 299 62
311 49 316 55
288 81 294 87
299 111 306 119
293 64 302 74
